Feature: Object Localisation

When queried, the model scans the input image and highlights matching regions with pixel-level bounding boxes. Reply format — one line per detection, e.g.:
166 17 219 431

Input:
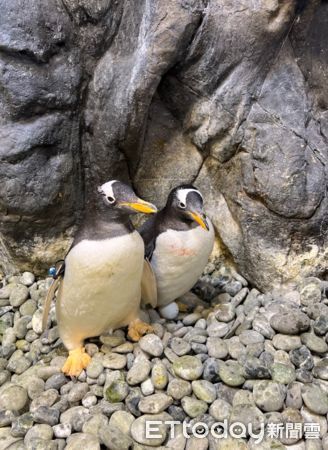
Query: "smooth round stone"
252 315 275 339
53 423 72 439
151 362 168 389
170 337 191 356
104 380 129 403
253 381 286 412
82 395 97 408
301 407 327 437
32 406 60 426
172 356 203 381
103 353 127 370
66 433 100 450
242 356 270 379
225 281 243 296
99 335 125 347
19 299 37 316
213 303 236 323
45 373 67 391
181 396 208 418
272 334 302 351
0 284 15 299
99 423 133 449
302 385 328 415
7 352 31 374
30 389 59 413
141 378 154 396
296 369 313 383
313 358 328 380
286 382 303 410
227 339 246 360
207 321 230 337
301 283 322 306
82 413 108 435
0 385 28 411
167 379 192 400
85 359 104 379
20 272 35 286
138 393 173 414
127 360 151 385
139 334 164 357
209 398 232 421
130 413 170 446
239 330 264 345
159 302 179 320
11 412 34 437
270 363 296 384
230 404 265 431
206 337 228 359
290 346 314 370
280 408 304 445
218 361 245 387
9 284 29 307
301 333 328 354
112 342 134 354
24 424 53 443
191 380 216 403
67 383 89 403
60 407 89 432
183 313 201 326
27 378 45 400
109 410 134 435
313 315 328 336
270 312 310 335
202 358 220 383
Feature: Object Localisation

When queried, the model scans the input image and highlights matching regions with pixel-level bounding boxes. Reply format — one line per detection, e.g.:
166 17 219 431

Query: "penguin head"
166 184 209 230
97 180 157 215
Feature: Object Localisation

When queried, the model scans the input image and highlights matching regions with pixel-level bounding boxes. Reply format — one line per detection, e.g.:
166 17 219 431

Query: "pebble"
313 358 328 380
24 424 54 443
239 330 264 345
32 406 60 426
130 413 171 446
290 346 314 370
20 272 35 286
213 303 236 322
139 393 173 413
11 412 34 437
206 337 228 358
66 432 100 450
302 384 328 415
253 381 286 412
27 377 45 400
300 283 322 306
53 423 72 439
67 383 89 403
141 378 154 395
301 333 328 354
181 396 208 418
103 353 127 370
139 333 164 356
104 379 129 402
45 373 68 390
209 398 232 421
218 361 245 386
86 359 104 378
242 356 270 379
270 363 296 384
109 410 134 434
207 321 230 337
272 334 302 351
167 378 192 400
191 380 216 403
270 312 310 335
9 284 29 307
0 384 28 411
60 406 90 432
127 359 151 385
172 356 203 380
170 337 191 356
151 362 168 389
99 423 132 449
313 315 328 336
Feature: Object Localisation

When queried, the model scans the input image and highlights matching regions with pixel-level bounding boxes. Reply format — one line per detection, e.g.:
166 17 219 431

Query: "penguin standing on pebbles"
53 180 157 377
140 185 214 319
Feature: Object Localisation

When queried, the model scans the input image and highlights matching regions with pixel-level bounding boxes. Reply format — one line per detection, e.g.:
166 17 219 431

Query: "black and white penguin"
140 185 214 319
54 180 157 376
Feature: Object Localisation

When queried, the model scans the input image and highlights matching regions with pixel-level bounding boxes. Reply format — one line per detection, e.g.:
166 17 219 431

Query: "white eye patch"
176 188 203 205
98 180 118 200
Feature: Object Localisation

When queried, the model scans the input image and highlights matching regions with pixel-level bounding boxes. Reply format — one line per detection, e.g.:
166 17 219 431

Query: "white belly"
56 231 144 349
151 221 214 306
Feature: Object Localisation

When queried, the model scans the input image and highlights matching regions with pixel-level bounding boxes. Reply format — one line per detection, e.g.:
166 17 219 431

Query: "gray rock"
230 404 265 432
53 423 72 439
139 333 164 357
202 357 221 383
270 312 310 335
286 382 303 410
102 353 126 370
32 406 60 426
301 333 328 354
24 424 54 444
104 380 129 403
270 363 296 384
11 412 34 437
20 272 35 286
302 384 328 415
141 378 154 396
127 359 151 385
30 389 59 412
109 410 134 435
191 380 216 403
99 423 132 449
167 379 192 400
206 337 228 359
218 361 245 387
272 334 302 351
181 396 208 418
130 413 171 446
0 385 28 411
209 398 232 421
66 433 100 450
60 406 90 432
213 303 236 323
253 381 286 412
45 373 68 390
138 393 173 414
242 356 271 379
290 346 314 370
170 337 191 356
125 388 142 417
67 383 89 403
301 283 322 306
313 315 328 336
0 410 16 427
151 362 168 389
239 330 264 345
9 284 29 307
313 358 328 380
172 356 203 380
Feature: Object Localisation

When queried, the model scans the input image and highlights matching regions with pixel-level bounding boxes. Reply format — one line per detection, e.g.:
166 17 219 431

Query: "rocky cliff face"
0 0 327 290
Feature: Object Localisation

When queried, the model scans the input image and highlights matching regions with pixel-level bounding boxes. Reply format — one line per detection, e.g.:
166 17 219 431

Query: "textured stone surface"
0 1 327 291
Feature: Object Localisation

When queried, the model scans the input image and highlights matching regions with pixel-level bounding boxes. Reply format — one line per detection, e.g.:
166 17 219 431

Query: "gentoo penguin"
139 185 215 319
54 180 157 377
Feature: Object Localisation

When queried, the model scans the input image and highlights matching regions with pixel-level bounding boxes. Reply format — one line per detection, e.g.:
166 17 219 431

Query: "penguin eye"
178 201 186 209
107 196 115 204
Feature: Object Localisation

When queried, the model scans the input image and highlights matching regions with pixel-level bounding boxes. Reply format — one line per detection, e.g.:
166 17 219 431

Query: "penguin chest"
57 231 144 339
151 222 214 305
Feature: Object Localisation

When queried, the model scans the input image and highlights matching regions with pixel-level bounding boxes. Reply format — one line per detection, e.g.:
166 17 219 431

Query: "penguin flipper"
42 275 62 332
141 258 157 308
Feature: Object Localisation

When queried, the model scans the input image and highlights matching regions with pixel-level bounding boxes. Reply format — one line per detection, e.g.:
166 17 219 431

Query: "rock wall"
0 0 327 290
